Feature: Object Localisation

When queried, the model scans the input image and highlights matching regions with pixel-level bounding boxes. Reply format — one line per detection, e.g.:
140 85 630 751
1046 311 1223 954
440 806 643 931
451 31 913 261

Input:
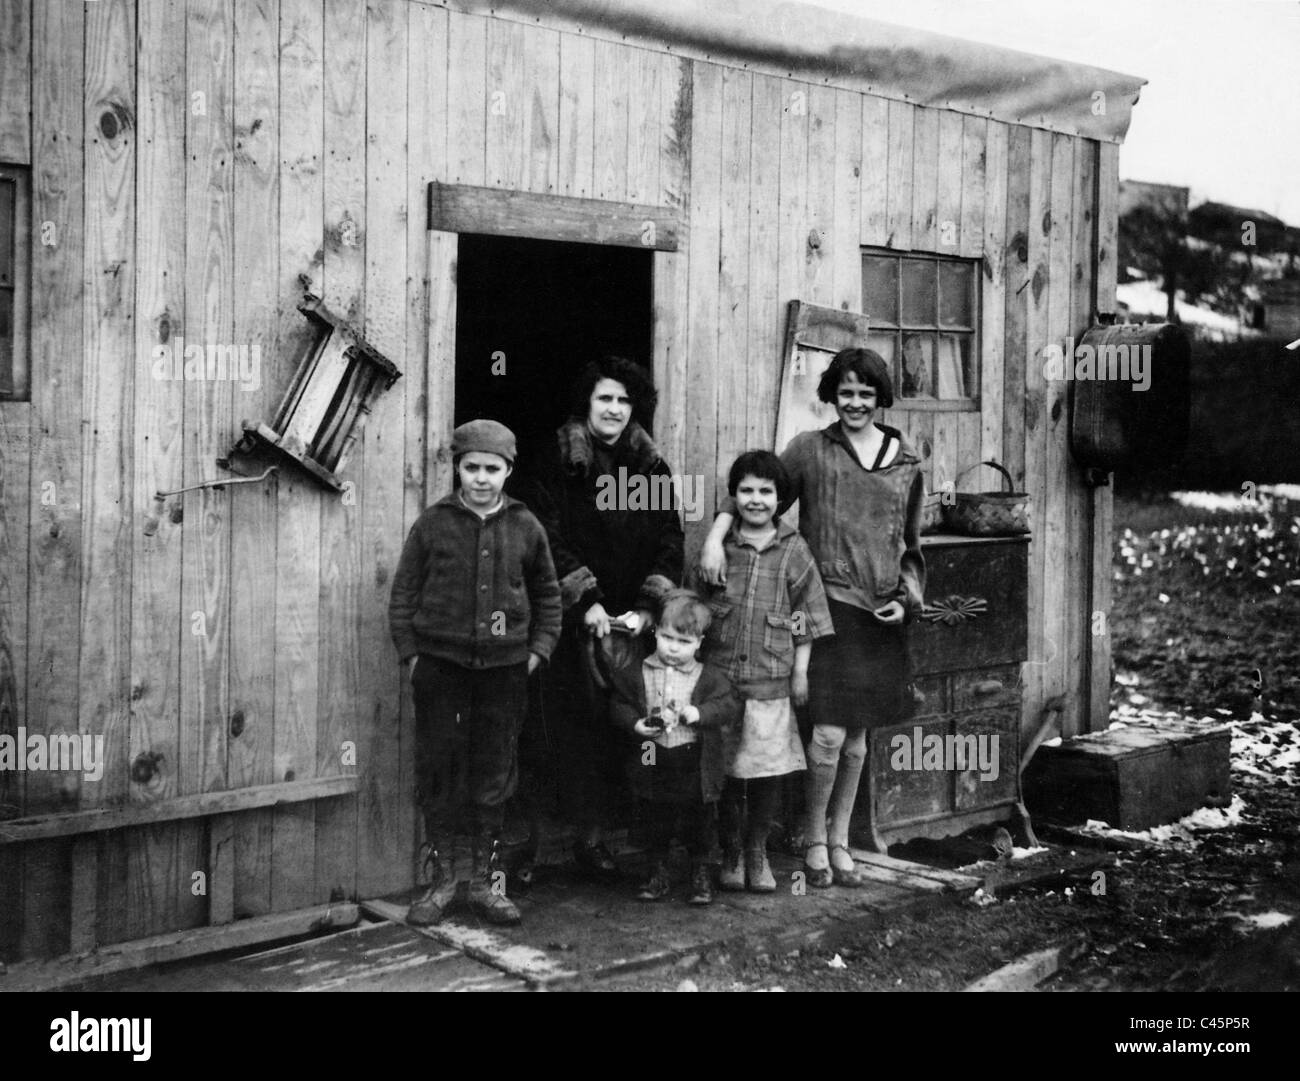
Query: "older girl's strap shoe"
830 843 867 888
803 841 833 889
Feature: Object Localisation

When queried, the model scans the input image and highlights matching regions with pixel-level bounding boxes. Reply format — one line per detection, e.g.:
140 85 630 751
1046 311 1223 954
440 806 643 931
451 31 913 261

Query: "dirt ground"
586 490 1300 992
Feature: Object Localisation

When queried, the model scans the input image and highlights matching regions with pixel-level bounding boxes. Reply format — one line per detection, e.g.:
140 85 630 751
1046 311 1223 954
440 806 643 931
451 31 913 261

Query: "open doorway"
454 235 654 456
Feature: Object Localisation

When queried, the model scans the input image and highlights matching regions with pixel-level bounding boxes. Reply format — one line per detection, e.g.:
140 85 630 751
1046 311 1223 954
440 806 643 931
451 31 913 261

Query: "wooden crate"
1023 719 1231 830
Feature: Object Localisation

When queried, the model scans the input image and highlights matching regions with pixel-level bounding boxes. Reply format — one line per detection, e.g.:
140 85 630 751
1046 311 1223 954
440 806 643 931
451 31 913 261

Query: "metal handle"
972 680 1004 696
157 464 278 498
954 459 1016 493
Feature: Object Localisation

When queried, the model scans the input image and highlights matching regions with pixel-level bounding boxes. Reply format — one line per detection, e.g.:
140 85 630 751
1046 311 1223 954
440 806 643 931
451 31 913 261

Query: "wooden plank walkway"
21 850 977 992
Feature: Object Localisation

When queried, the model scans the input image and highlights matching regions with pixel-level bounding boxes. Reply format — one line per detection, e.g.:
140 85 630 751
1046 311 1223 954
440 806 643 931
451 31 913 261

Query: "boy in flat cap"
389 419 561 926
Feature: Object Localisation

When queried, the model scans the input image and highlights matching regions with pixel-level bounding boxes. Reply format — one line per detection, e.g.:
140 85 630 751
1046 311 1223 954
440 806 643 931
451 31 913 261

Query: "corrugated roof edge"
449 0 1146 143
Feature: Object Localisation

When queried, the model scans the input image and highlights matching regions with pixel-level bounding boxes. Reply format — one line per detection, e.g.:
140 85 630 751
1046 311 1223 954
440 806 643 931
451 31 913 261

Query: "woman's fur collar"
558 419 661 476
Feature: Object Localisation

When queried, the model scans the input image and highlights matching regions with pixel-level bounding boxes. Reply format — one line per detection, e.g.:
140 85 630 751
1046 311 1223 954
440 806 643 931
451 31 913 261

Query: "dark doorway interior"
454 234 654 454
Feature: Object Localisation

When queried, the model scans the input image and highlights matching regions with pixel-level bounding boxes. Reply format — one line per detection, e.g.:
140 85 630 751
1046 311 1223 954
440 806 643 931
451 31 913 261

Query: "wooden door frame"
423 182 689 497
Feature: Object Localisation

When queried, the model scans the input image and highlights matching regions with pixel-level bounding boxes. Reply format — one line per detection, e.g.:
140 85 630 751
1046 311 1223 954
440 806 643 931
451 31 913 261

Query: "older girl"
699 348 924 886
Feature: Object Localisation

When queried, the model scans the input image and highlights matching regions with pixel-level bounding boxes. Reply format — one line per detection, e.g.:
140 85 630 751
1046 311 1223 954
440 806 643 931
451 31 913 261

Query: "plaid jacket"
691 521 835 699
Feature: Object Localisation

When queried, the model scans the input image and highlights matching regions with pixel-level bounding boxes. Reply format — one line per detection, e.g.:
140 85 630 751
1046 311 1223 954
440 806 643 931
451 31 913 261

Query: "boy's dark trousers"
411 654 529 865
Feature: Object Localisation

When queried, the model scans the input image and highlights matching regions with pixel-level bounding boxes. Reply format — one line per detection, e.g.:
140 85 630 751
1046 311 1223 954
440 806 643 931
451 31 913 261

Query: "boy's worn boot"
408 843 458 926
687 860 714 906
467 836 521 926
745 846 776 893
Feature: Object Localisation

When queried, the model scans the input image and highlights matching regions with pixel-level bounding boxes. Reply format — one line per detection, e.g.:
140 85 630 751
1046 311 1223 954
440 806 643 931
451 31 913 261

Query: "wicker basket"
941 460 1031 536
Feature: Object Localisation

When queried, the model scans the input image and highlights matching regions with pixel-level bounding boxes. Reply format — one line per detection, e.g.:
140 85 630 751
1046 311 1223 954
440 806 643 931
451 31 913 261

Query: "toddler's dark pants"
639 799 712 864
634 742 712 865
411 654 529 845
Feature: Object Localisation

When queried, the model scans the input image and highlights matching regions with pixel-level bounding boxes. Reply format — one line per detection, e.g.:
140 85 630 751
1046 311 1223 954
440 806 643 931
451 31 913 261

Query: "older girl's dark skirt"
806 598 909 732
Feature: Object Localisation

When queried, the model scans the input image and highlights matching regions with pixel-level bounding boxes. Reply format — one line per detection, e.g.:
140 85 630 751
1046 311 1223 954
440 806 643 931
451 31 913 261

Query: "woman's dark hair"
816 347 894 409
568 355 657 429
727 449 790 505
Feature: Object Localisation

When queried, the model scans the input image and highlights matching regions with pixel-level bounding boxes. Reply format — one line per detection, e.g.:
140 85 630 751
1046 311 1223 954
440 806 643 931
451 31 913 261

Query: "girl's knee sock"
802 758 838 853
745 777 781 850
827 730 868 849
720 778 746 853
803 724 845 847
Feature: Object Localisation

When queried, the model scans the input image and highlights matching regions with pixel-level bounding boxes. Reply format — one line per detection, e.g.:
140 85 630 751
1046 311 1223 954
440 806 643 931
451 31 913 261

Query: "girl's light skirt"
724 697 806 779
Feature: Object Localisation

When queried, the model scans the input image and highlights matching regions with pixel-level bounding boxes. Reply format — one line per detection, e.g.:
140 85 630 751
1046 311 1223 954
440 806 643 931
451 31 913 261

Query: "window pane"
862 255 898 325
901 260 935 326
866 332 896 370
866 333 897 401
936 334 971 397
899 332 935 398
939 262 972 327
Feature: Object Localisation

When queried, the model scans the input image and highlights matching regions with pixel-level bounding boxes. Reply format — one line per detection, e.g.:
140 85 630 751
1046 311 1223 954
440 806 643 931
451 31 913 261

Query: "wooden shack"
0 0 1145 965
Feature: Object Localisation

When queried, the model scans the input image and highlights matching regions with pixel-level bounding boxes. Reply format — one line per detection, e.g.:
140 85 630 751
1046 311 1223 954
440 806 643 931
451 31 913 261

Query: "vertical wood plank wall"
0 0 1117 958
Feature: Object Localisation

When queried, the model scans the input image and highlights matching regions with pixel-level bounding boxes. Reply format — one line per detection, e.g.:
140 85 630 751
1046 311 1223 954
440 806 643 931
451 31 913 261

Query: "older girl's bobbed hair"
815 347 894 409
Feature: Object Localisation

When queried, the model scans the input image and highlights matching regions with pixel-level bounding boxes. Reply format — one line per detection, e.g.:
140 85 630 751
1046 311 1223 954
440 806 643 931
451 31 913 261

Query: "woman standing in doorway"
513 355 685 878
698 348 925 885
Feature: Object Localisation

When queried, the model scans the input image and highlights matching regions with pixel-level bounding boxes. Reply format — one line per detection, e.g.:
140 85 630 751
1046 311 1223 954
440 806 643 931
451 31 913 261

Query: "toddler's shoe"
687 861 714 906
636 862 672 901
467 872 522 925
574 839 619 880
718 848 745 892
745 847 776 893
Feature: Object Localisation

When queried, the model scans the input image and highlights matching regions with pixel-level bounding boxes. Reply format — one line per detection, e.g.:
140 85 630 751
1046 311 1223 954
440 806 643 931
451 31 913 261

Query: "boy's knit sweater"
389 492 561 669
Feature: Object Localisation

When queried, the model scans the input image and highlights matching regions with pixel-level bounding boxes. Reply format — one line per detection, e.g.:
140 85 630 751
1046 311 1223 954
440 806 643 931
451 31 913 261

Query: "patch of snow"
1231 718 1300 785
1011 845 1049 860
1228 911 1294 932
1170 490 1260 514
1080 796 1248 849
1116 280 1260 340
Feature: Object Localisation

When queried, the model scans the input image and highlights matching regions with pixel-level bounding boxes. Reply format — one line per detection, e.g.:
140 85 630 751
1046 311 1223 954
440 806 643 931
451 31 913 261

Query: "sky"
804 0 1300 225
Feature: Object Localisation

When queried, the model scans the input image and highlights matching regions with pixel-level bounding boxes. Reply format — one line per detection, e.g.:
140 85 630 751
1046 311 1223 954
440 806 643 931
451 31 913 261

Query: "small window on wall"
0 165 30 402
862 250 978 408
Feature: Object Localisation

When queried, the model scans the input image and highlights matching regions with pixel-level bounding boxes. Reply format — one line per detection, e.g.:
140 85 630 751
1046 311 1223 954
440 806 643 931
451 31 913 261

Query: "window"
862 250 978 407
0 164 29 401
